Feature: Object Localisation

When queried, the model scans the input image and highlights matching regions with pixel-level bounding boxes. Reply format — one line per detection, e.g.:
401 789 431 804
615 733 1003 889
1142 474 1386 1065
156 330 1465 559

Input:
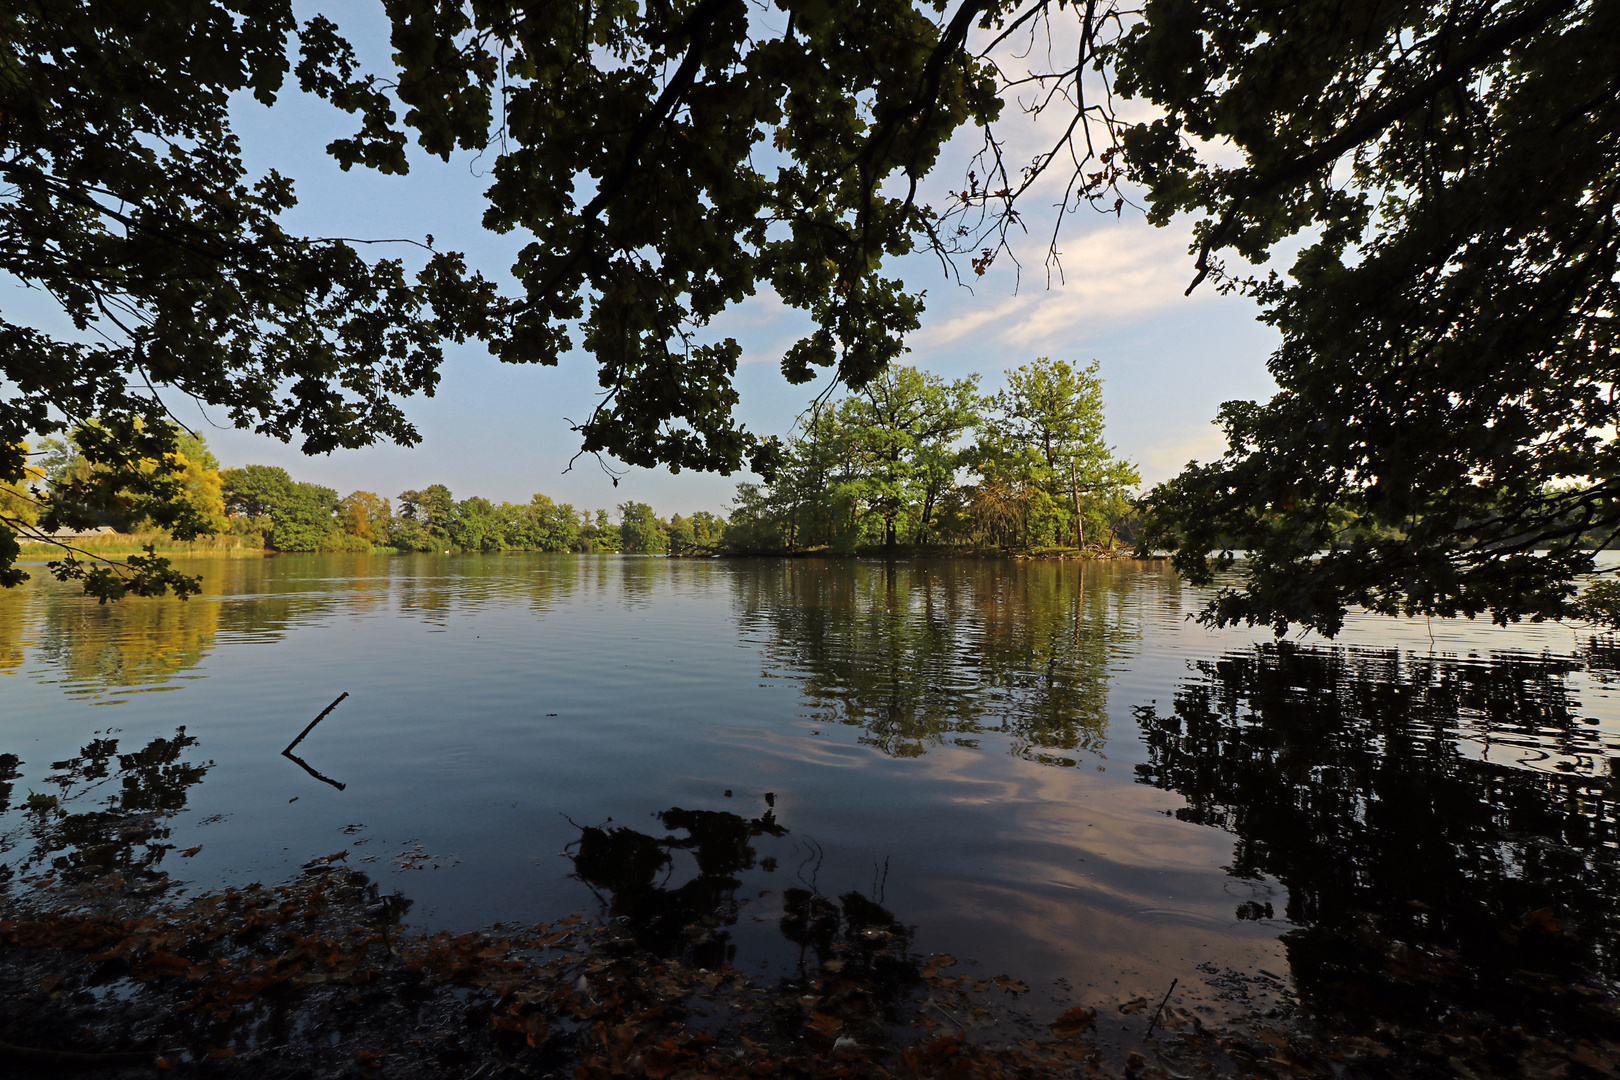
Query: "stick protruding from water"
1146 977 1178 1034
285 692 349 755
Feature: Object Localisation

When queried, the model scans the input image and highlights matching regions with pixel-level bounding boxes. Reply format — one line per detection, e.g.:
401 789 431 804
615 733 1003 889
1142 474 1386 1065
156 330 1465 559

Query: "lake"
2 553 1617 1051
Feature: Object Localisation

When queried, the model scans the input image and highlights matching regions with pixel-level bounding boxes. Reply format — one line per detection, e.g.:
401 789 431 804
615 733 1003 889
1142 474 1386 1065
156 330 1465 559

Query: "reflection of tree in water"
1133 643 1620 1039
32 592 221 692
0 582 32 675
613 554 664 608
1580 633 1620 691
569 806 921 1042
571 806 787 968
389 551 588 618
3 559 388 688
2 561 310 692
1 728 212 887
4 554 611 699
229 553 596 631
775 885 921 1038
0 753 20 815
217 556 382 640
734 559 1138 761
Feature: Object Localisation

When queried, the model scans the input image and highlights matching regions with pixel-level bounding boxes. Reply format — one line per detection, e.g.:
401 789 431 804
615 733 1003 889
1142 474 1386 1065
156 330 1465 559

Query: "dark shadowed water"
2 553 1617 1043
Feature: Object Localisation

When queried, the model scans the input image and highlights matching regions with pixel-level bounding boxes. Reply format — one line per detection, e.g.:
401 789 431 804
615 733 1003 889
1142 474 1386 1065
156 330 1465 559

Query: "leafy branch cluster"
1129 0 1620 634
3 0 1617 629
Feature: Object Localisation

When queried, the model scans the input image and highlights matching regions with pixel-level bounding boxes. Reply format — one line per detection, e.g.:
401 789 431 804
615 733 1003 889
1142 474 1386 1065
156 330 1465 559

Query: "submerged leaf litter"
3 855 1618 1079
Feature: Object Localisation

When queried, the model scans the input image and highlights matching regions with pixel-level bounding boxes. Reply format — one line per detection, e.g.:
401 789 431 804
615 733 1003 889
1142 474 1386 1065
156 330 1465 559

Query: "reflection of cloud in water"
705 726 883 772
903 746 1289 1009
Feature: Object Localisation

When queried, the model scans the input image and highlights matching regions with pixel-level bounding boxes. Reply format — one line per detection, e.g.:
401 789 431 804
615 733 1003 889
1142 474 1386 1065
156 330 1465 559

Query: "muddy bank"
0 863 1117 1079
4 859 1618 1080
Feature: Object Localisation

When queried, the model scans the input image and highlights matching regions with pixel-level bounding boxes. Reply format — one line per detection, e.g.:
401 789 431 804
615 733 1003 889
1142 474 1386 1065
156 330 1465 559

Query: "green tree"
665 511 726 554
514 493 580 552
221 466 339 551
760 412 854 551
830 366 981 547
577 509 622 553
450 495 502 551
1116 0 1620 633
493 502 529 549
264 482 340 552
618 502 669 555
723 368 980 552
982 359 1138 549
666 514 700 555
221 465 293 520
689 512 726 550
395 486 457 551
722 483 792 553
957 455 1050 550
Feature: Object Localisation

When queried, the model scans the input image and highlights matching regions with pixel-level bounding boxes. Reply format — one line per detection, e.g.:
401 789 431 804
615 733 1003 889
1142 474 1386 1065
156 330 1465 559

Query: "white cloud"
1137 426 1231 484
917 220 1205 352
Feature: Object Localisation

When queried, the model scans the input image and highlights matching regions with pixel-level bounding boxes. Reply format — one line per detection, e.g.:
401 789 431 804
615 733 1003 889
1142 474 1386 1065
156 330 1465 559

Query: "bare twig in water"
926 998 969 1029
285 692 349 754
282 692 350 789
1146 977 1178 1034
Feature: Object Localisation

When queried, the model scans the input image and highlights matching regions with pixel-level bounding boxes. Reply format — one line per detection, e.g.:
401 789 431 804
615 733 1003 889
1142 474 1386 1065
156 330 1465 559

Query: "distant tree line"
725 358 1141 553
30 428 725 556
218 467 725 555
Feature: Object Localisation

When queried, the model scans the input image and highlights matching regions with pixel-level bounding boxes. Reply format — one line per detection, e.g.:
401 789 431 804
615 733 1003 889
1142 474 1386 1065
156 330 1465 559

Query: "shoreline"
13 544 1167 563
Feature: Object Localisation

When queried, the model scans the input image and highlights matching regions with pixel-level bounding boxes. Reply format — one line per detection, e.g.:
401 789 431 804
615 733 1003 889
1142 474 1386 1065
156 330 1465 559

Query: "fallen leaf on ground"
1049 1006 1096 1038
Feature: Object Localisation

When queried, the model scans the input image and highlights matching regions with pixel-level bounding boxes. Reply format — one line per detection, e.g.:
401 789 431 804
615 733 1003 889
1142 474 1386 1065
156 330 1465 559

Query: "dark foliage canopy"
1 0 1013 592
3 0 1616 627
0 0 499 594
1128 0 1620 634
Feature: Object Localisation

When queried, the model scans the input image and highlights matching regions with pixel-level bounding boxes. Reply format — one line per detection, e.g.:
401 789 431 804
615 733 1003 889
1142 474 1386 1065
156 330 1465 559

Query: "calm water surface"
2 554 1616 1037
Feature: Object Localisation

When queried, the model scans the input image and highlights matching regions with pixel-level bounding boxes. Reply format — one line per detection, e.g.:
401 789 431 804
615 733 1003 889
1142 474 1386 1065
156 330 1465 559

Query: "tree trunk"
918 488 936 544
1070 460 1084 548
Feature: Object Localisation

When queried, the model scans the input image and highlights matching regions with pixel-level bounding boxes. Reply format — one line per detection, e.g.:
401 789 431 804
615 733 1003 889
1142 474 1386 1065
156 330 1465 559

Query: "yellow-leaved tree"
44 426 227 536
1 442 45 528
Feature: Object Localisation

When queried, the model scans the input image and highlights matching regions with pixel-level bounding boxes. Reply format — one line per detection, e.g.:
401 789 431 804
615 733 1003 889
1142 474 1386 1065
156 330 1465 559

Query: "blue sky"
10 5 1281 519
